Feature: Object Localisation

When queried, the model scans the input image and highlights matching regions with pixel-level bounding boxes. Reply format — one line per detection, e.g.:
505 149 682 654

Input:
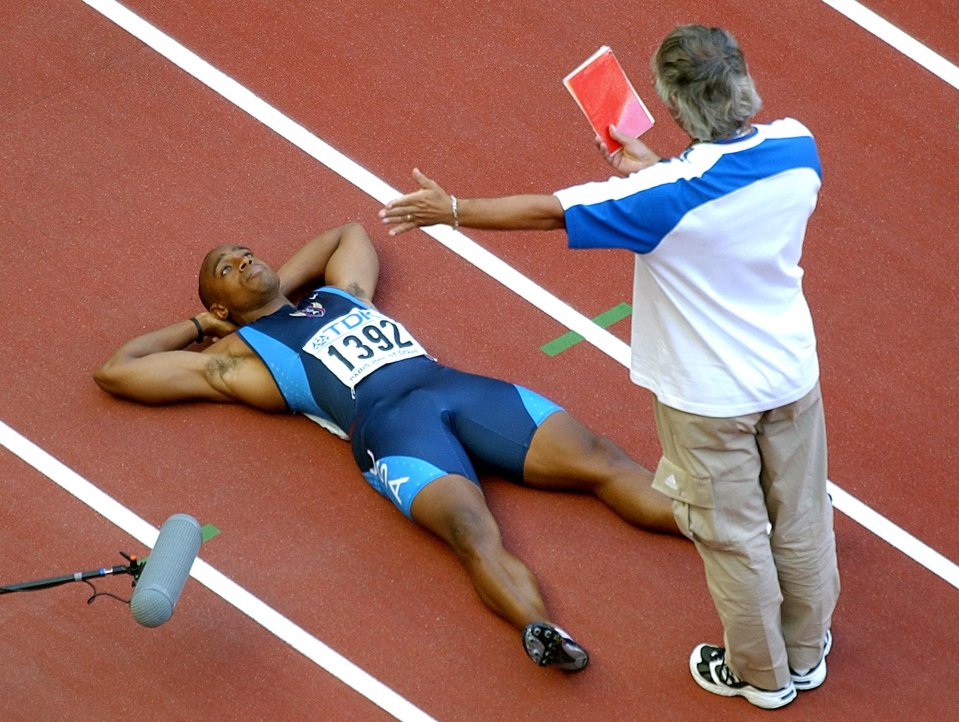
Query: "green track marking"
541 302 632 356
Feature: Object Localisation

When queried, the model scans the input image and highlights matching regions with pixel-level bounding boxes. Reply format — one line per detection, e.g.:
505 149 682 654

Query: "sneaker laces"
698 647 746 689
715 661 744 687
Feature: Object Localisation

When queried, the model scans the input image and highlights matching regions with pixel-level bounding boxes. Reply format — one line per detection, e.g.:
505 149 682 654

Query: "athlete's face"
199 244 280 318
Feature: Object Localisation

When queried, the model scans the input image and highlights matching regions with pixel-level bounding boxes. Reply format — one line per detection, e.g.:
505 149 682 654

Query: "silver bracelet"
450 195 459 230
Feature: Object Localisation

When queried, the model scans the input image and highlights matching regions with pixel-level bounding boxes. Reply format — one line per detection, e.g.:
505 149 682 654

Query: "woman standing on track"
381 24 840 710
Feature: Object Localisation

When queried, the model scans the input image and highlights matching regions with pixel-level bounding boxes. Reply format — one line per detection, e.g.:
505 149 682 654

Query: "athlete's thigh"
434 368 563 478
351 393 479 519
522 410 621 491
409 473 503 551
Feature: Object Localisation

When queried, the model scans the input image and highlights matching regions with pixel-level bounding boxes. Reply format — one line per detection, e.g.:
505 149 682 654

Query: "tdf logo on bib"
302 308 427 388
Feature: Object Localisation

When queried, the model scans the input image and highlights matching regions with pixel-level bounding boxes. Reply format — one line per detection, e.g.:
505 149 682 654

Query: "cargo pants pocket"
652 454 714 543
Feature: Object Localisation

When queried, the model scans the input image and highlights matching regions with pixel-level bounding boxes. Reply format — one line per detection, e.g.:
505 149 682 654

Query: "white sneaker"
791 630 833 691
689 644 797 709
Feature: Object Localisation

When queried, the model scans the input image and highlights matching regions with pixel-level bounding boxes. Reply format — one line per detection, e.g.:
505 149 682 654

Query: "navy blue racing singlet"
238 285 565 519
236 287 432 437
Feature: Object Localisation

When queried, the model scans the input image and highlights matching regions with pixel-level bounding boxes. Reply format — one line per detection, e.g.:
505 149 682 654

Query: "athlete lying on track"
94 222 681 671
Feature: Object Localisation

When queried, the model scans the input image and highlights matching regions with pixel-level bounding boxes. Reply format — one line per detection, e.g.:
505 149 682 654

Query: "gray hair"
653 25 762 142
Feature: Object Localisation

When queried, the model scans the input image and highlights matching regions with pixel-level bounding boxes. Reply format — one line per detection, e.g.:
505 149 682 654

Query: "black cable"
81 579 131 607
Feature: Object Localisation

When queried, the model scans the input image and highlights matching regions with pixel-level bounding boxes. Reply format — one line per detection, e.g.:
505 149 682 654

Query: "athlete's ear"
210 302 230 321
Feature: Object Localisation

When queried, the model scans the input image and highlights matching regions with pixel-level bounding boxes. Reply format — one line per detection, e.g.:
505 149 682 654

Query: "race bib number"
302 308 427 387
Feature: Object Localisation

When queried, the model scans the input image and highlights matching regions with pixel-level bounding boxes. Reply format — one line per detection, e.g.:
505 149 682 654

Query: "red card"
563 46 655 152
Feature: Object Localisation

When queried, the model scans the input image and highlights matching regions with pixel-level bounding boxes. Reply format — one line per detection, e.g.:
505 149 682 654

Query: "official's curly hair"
653 25 762 142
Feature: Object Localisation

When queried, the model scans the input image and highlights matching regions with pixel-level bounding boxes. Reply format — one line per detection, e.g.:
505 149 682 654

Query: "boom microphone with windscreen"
130 513 202 627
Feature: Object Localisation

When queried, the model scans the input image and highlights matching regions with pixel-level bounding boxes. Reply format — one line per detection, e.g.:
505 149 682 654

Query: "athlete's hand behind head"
197 311 238 343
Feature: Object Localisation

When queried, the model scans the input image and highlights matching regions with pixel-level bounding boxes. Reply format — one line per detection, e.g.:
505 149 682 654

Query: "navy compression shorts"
350 364 563 518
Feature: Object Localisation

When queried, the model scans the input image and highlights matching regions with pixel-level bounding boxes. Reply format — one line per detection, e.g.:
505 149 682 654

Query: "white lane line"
828 482 957 588
0 420 436 722
79 0 627 364
74 0 956 665
820 0 959 89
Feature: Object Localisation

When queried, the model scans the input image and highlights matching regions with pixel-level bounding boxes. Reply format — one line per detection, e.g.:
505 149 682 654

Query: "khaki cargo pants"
652 382 840 690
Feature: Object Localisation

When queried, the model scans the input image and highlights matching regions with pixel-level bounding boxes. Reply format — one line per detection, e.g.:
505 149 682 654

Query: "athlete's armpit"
203 350 287 411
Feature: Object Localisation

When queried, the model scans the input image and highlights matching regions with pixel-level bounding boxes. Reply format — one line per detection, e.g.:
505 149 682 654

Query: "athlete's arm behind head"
93 317 237 405
277 222 380 304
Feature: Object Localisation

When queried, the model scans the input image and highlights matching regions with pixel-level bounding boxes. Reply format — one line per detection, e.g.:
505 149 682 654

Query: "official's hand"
379 169 453 236
596 125 660 175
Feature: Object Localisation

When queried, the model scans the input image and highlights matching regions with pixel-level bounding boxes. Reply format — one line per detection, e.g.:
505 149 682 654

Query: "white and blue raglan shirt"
554 118 822 417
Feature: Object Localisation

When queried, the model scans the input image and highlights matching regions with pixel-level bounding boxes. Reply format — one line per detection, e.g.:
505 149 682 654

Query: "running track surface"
2 1 957 720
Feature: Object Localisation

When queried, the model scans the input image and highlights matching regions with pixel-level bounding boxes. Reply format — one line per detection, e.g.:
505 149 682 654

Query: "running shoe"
522 622 589 672
689 644 797 709
791 630 833 691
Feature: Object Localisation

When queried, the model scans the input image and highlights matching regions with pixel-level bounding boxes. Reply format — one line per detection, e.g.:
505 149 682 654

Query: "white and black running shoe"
690 644 797 709
791 630 833 691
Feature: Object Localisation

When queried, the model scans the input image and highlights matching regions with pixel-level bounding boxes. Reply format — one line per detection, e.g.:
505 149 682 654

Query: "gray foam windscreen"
130 514 202 627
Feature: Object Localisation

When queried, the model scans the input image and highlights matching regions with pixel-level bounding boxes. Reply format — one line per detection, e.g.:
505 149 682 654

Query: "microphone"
130 514 202 627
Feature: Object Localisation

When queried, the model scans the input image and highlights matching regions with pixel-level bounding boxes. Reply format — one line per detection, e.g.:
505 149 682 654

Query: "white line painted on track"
59 1 953 700
820 0 959 89
828 482 958 588
0 420 436 722
79 0 628 365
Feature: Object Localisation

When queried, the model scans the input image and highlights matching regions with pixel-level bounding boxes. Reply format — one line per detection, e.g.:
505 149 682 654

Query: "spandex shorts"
350 364 562 519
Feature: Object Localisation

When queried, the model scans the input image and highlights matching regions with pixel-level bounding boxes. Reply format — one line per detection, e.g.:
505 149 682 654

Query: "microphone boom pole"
0 552 144 595
2 513 203 627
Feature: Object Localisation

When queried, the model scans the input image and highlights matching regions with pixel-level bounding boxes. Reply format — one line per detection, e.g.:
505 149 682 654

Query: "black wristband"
190 317 204 344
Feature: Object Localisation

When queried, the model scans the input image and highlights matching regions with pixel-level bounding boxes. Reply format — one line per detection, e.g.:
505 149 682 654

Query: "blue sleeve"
561 134 821 255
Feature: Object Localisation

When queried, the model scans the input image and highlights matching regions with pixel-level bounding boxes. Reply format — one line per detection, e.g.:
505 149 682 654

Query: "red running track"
1 1 957 720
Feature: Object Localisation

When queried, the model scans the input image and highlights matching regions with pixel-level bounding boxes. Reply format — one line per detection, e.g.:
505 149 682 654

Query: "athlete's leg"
523 411 680 535
409 473 550 630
